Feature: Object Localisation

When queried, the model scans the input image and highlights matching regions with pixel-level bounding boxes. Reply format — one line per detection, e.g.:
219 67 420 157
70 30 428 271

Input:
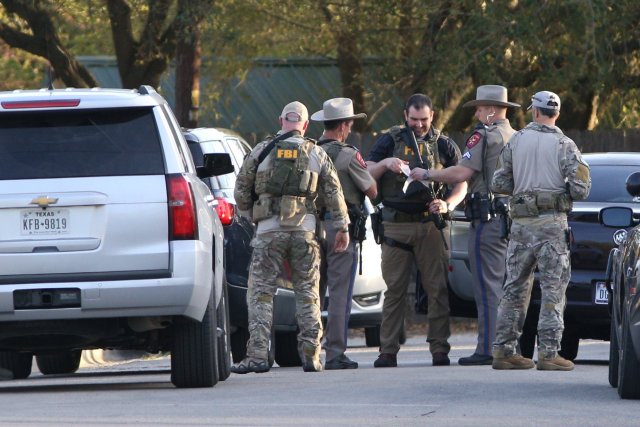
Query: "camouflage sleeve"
315 146 349 229
559 138 591 200
233 141 268 211
490 137 514 195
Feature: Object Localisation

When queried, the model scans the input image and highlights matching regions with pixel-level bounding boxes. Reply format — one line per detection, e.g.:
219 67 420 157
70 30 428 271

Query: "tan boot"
300 342 323 372
492 352 535 370
536 355 574 371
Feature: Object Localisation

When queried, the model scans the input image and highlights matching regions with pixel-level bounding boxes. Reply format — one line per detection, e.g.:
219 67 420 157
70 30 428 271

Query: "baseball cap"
280 101 309 122
527 91 561 111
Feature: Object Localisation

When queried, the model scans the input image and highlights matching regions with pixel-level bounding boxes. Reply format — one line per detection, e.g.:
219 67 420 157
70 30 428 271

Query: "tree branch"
0 0 96 87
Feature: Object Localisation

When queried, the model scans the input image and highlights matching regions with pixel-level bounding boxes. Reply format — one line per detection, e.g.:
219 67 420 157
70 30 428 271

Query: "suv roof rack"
138 85 156 95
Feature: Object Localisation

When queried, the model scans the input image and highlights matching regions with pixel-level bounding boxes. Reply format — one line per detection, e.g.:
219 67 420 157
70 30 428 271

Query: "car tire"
365 325 381 348
609 313 619 388
364 323 406 347
230 327 249 363
519 329 537 359
171 287 219 388
274 330 302 367
617 309 640 399
558 327 579 361
216 281 232 381
0 351 33 379
36 350 81 375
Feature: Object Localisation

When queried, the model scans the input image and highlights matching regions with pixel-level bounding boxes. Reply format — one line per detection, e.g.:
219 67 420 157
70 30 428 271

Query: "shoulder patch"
466 132 482 149
355 151 367 168
462 151 472 160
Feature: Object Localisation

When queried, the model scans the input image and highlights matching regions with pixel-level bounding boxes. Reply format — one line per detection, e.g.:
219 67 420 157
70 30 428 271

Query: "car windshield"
583 164 640 203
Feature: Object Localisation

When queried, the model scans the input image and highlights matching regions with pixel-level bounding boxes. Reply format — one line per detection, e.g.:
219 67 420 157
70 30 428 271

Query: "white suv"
0 86 231 388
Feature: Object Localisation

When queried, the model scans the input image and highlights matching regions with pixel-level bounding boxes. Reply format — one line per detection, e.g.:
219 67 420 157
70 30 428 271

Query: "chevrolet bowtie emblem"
30 196 59 208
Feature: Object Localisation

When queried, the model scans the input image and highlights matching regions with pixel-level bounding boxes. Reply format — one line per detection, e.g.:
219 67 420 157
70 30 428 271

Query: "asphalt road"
0 332 636 427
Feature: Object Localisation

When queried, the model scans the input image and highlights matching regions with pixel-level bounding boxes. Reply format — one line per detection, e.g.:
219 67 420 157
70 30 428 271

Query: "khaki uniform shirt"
317 140 374 208
459 119 515 194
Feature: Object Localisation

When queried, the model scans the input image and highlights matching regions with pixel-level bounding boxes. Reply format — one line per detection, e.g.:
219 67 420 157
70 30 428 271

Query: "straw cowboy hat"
462 85 521 108
310 97 367 121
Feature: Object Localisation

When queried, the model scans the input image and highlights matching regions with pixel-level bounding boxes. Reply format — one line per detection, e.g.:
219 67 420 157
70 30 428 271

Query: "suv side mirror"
600 206 634 228
198 153 234 178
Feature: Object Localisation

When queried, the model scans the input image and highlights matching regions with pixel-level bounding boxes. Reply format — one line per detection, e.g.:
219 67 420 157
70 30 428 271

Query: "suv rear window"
0 107 165 180
584 164 640 203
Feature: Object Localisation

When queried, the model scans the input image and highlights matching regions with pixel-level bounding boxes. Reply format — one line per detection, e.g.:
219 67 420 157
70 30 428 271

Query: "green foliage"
0 43 45 89
1 0 640 130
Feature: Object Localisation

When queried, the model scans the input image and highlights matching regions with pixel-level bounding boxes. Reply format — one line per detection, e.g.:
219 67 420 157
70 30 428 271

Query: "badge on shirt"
466 132 482 149
355 152 367 168
463 151 472 160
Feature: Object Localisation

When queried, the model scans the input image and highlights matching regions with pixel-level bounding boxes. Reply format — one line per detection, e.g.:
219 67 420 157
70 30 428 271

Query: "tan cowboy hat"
310 97 367 121
462 85 521 108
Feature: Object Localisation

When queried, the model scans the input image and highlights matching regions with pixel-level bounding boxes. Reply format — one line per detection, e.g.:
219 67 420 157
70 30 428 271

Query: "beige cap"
310 97 367 121
280 101 309 122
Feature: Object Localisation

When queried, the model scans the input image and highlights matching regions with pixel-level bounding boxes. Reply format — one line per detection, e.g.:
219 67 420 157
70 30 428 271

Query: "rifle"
402 130 448 248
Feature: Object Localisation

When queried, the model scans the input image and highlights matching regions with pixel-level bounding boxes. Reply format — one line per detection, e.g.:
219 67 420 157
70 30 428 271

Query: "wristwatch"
338 226 349 233
422 169 430 181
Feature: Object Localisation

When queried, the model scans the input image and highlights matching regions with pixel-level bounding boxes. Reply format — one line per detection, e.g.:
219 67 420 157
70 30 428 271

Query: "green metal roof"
78 56 404 139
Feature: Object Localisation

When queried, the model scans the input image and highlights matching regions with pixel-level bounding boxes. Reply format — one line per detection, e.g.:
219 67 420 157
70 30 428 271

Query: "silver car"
0 86 231 387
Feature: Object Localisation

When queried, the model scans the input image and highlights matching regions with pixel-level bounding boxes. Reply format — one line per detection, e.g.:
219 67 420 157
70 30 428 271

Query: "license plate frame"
21 208 70 236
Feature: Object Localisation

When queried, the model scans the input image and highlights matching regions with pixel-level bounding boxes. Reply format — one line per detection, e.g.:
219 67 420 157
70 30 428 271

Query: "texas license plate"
594 281 609 305
21 208 70 235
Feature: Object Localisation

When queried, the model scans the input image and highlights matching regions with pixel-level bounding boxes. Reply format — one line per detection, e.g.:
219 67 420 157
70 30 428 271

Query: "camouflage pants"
246 230 322 362
493 214 570 359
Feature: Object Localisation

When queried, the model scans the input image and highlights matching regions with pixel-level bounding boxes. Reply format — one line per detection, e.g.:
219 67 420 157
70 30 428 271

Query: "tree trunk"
174 1 203 128
336 32 369 133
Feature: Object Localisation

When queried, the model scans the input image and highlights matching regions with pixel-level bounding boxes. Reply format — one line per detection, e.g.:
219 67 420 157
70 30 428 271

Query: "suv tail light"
215 197 235 226
166 174 198 240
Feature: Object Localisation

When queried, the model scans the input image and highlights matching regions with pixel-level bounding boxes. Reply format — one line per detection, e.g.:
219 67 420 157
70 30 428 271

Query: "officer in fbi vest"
411 85 520 366
491 91 591 371
232 101 350 374
366 94 467 368
312 98 377 370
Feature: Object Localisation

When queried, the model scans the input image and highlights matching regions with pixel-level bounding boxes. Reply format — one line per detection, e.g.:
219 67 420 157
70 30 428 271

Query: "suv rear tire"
365 323 405 348
558 326 579 361
275 330 302 367
0 351 33 379
231 327 249 363
216 281 232 381
36 350 81 375
609 315 619 388
171 288 219 388
618 309 640 398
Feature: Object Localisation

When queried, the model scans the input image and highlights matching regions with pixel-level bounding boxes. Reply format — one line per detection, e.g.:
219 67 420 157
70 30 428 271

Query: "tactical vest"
379 126 443 221
252 138 319 224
